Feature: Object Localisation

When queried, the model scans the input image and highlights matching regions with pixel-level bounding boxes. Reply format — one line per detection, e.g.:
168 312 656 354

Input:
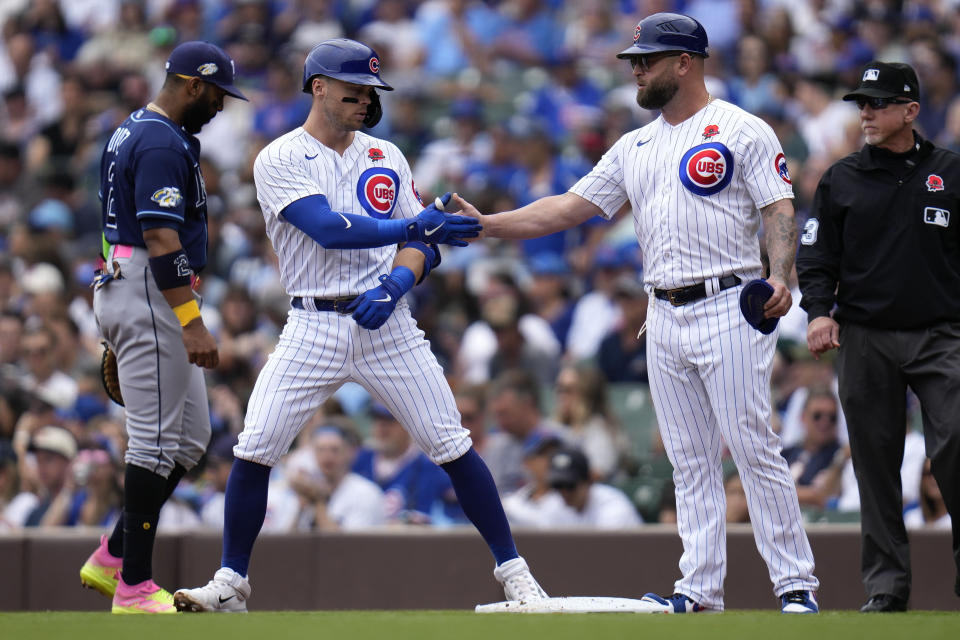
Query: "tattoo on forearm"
761 200 797 283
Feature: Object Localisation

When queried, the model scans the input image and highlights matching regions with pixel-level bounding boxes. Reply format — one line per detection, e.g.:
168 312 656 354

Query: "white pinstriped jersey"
570 99 794 289
254 128 424 298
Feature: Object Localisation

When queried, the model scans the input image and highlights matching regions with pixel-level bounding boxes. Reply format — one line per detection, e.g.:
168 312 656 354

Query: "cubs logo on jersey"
412 180 424 206
679 142 734 196
775 153 792 185
357 167 399 218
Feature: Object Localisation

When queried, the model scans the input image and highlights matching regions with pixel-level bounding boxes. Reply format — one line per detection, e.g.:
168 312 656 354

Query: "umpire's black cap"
842 61 920 102
166 41 248 101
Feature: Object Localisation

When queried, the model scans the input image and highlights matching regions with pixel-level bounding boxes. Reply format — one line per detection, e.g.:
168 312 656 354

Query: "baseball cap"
522 432 564 458
370 402 396 420
842 61 920 102
28 426 78 460
165 41 248 101
547 448 590 488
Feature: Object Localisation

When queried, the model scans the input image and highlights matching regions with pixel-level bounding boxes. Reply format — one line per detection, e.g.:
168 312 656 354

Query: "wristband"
149 249 193 290
172 299 201 326
404 241 440 283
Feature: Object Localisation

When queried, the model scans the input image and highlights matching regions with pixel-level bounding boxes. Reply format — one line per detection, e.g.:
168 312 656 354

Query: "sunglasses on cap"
855 97 913 110
628 51 684 71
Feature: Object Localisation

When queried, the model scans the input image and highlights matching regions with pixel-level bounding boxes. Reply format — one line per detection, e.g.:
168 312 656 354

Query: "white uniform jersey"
570 99 794 289
254 128 424 298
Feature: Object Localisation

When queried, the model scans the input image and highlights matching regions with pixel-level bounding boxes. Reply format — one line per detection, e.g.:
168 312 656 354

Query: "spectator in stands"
0 311 24 365
728 34 785 116
524 252 575 348
501 433 568 528
415 0 503 77
0 439 20 531
251 59 311 143
596 274 649 384
546 447 641 528
781 386 845 509
43 447 120 527
199 434 237 531
15 425 76 526
352 404 465 525
904 459 952 531
565 245 626 361
480 291 560 387
290 425 385 531
19 323 77 412
912 43 957 142
454 384 489 456
483 368 567 494
552 363 625 481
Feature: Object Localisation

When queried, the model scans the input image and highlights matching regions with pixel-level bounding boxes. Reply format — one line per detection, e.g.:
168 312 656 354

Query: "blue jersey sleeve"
134 147 191 228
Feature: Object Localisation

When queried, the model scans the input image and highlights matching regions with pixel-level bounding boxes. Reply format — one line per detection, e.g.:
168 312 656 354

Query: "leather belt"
654 274 741 306
291 296 357 313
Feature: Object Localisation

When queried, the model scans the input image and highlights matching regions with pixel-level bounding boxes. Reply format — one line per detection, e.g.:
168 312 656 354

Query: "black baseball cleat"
859 594 907 612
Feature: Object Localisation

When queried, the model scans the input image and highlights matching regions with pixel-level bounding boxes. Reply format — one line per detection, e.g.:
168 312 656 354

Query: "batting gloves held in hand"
405 192 481 247
347 266 416 330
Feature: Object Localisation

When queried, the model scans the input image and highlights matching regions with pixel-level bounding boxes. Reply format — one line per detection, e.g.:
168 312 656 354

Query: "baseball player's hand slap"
806 316 841 359
405 192 482 247
182 319 220 368
761 277 792 319
347 267 415 330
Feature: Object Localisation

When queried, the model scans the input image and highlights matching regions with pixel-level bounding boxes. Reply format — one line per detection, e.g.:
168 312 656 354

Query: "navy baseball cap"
739 279 779 335
165 41 248 101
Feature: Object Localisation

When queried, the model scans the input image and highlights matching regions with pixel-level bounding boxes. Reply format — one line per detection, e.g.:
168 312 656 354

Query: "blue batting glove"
405 192 482 247
346 267 416 330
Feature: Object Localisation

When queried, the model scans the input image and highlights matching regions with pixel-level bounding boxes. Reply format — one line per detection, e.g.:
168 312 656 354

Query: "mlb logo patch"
926 174 944 191
863 69 880 81
924 207 950 228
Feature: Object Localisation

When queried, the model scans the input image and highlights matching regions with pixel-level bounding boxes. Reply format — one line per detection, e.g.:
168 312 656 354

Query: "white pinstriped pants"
237 301 472 467
646 285 819 609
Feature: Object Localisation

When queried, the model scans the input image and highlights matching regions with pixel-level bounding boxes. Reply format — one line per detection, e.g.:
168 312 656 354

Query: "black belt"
291 296 357 313
654 274 741 306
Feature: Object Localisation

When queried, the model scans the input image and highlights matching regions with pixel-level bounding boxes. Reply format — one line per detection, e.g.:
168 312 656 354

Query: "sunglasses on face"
629 52 683 71
854 97 912 110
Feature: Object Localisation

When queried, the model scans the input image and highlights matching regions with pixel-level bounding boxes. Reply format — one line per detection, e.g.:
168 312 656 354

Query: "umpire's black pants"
836 321 960 603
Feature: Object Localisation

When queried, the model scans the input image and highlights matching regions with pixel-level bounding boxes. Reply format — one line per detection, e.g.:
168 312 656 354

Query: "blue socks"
221 458 271 577
441 448 518 565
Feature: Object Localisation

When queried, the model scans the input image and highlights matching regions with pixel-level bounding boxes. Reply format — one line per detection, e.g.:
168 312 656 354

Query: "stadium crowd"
0 0 957 533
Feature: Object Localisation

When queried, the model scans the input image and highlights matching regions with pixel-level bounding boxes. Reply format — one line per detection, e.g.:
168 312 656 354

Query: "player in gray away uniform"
173 39 546 613
454 13 819 614
78 42 248 614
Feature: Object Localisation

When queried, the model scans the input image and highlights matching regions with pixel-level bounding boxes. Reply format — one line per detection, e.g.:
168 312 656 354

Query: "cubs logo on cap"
926 174 944 192
679 142 734 196
357 167 399 218
775 153 792 185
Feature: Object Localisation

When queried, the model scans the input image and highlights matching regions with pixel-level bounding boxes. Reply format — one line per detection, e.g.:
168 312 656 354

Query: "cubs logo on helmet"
679 142 734 196
926 174 944 192
369 57 380 74
357 167 399 218
775 153 792 185
634 24 642 43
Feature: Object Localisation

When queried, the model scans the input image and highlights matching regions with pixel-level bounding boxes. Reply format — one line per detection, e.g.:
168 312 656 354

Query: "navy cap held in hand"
739 279 779 334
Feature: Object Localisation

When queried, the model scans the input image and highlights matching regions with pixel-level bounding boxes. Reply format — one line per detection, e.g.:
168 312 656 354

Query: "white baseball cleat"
173 567 250 613
494 557 547 603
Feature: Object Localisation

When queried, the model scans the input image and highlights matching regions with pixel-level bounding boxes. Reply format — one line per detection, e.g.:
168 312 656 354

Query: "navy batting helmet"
616 13 710 60
301 38 394 94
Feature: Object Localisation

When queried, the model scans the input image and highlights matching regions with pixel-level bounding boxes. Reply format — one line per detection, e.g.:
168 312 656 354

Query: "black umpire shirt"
797 132 960 329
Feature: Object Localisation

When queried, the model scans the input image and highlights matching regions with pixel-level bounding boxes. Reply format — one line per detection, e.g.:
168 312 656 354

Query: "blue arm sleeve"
281 194 408 249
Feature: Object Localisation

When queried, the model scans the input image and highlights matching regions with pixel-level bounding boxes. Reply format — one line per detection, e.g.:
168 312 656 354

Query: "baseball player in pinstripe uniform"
77 42 248 614
173 39 546 612
455 13 820 613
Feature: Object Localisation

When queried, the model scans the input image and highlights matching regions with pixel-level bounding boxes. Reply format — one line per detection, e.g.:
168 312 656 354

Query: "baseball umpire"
798 61 960 612
78 41 247 614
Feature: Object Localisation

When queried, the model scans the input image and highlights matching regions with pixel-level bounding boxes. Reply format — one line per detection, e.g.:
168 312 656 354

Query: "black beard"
182 99 212 134
637 75 679 110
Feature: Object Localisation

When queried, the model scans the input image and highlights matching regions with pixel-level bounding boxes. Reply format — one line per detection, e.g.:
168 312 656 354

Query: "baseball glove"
100 342 124 406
